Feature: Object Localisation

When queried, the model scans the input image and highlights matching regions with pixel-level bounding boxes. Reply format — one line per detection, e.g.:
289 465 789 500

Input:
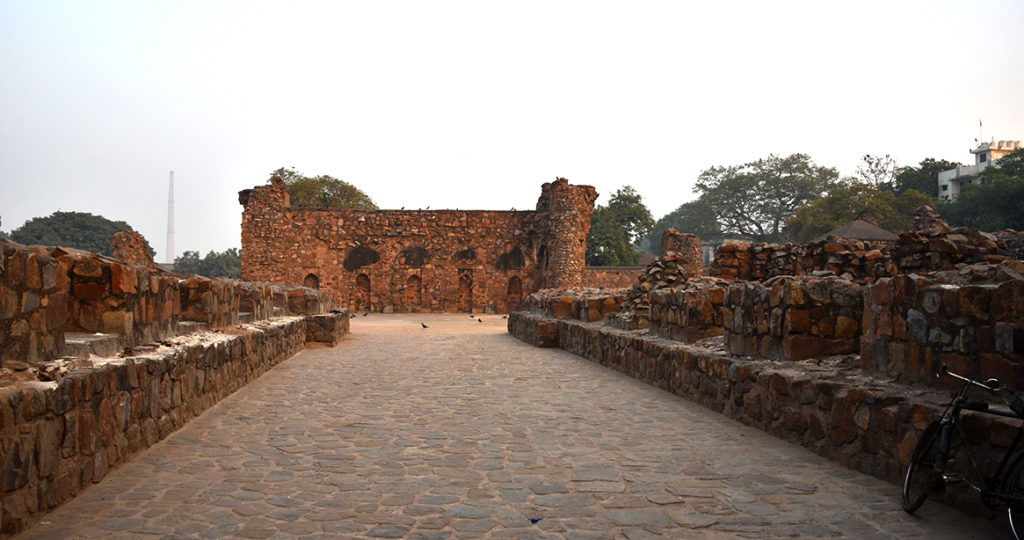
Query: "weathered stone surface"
240 176 597 314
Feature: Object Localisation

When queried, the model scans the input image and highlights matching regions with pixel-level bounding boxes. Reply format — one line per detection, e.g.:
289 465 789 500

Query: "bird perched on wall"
421 322 428 329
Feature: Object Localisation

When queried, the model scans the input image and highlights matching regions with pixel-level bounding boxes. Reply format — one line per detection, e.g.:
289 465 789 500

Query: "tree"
270 167 378 210
893 158 960 198
694 154 839 243
939 149 1024 231
855 154 899 189
173 248 241 279
9 211 153 257
787 184 933 243
586 186 654 266
642 198 722 253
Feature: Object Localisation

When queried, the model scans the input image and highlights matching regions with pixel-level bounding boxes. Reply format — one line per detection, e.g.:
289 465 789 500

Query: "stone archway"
507 275 522 310
458 273 473 313
355 274 371 311
303 273 319 289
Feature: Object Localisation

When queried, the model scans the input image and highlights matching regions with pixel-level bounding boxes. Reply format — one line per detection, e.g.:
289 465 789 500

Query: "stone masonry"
240 177 597 314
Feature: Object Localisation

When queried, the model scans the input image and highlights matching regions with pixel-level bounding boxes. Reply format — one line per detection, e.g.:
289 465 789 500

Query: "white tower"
166 171 175 264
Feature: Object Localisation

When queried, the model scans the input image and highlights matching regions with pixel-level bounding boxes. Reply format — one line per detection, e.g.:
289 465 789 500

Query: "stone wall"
648 277 728 343
110 231 155 269
240 177 596 314
581 267 641 289
508 313 1018 491
1 238 336 365
860 261 1024 388
723 276 864 361
0 317 310 533
712 239 894 282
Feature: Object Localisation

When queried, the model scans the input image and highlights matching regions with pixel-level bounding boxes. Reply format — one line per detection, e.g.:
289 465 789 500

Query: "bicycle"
902 364 1024 538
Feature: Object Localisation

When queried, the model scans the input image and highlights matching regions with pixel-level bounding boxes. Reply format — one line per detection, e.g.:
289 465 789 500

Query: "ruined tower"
534 178 599 290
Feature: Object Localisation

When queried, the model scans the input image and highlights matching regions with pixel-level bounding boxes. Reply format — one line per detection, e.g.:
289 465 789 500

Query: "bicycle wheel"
1001 453 1024 540
903 420 946 513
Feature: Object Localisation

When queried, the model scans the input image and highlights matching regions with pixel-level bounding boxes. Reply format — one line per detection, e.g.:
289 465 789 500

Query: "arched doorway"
355 274 371 312
458 273 473 313
405 274 422 310
303 273 319 289
507 276 522 310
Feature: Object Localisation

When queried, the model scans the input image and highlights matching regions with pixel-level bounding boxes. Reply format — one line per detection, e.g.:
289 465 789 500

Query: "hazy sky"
2 1 1023 262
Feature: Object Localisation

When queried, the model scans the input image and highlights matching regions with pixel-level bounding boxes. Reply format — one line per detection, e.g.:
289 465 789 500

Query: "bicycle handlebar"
939 363 1013 394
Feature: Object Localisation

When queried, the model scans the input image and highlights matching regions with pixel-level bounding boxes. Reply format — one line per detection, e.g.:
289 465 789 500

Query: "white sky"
2 1 1023 262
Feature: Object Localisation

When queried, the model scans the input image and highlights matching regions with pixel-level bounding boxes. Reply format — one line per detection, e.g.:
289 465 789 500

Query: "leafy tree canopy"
787 184 932 243
9 211 152 257
586 186 654 266
174 248 241 279
642 198 722 253
694 153 839 243
893 158 960 198
270 167 378 210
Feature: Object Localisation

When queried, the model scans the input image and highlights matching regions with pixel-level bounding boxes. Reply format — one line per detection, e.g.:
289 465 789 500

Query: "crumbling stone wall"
110 230 155 269
581 267 641 289
0 237 336 365
712 239 894 282
240 177 597 313
0 317 310 533
860 262 1024 387
648 277 728 343
723 276 864 361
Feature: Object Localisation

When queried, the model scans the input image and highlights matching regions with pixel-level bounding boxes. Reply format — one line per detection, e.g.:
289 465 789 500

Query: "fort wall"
239 177 597 313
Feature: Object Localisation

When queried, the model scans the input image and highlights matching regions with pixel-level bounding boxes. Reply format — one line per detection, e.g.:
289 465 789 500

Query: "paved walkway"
20 315 1008 539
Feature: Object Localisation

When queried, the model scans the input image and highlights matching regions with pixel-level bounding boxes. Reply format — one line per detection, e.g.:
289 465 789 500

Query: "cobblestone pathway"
20 315 1008 539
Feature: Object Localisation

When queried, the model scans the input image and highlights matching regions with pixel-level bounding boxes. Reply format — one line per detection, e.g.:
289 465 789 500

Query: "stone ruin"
509 206 1024 490
0 235 349 532
239 176 598 314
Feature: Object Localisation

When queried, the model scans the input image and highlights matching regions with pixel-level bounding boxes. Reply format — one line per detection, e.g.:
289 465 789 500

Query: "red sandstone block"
110 263 138 295
72 282 106 302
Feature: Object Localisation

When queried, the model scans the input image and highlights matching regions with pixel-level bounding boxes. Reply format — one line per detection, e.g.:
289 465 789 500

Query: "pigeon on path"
478 318 483 323
421 322 429 329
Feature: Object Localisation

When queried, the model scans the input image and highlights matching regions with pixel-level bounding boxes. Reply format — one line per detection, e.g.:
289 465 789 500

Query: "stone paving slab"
18 314 1010 538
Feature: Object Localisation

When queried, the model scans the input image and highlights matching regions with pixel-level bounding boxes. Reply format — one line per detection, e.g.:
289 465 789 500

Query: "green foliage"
270 167 378 210
173 248 241 279
9 211 152 257
893 158 961 198
586 186 655 266
937 150 1024 231
787 184 933 243
695 154 839 243
642 198 722 253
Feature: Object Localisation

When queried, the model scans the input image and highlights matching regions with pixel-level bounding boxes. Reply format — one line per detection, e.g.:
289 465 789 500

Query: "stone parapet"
0 238 336 365
648 277 728 343
712 239 894 283
507 311 559 347
860 261 1024 388
0 317 308 534
723 276 864 361
510 315 1017 490
304 312 350 346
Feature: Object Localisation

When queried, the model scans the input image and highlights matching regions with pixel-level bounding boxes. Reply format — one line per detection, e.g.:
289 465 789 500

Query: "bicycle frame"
937 371 1024 505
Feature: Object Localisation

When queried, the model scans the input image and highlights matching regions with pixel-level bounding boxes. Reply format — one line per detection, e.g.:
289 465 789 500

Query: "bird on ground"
469 314 475 318
350 314 356 319
478 318 483 323
363 312 369 317
502 315 508 319
421 322 429 329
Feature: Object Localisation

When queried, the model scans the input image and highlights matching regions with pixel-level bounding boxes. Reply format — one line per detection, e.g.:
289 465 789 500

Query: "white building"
938 139 1022 201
